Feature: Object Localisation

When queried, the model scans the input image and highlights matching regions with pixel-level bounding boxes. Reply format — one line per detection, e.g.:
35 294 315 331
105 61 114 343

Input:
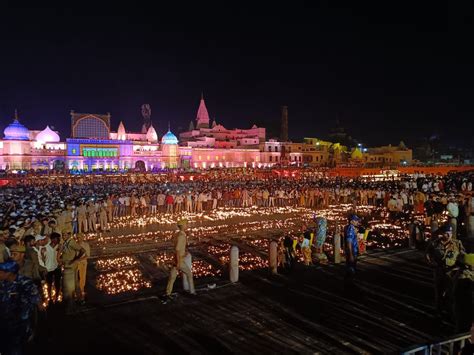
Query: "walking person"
344 214 360 288
164 219 196 301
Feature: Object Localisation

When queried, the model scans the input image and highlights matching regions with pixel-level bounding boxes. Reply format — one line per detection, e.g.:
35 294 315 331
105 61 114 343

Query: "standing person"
298 232 312 266
21 235 44 289
124 194 131 216
283 234 296 271
99 201 108 232
113 195 120 219
118 195 126 217
0 230 9 262
344 215 360 287
87 200 96 232
165 193 174 214
185 191 193 213
36 234 60 303
77 201 88 234
212 189 218 210
157 191 166 213
425 226 456 316
0 261 41 355
150 193 158 215
447 195 459 238
140 194 148 216
467 194 474 238
106 195 113 222
76 233 90 304
71 205 78 234
59 231 85 314
165 219 196 300
175 193 183 213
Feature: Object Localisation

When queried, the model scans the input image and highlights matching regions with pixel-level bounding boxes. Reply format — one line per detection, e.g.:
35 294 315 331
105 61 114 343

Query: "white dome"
36 126 60 143
146 125 158 143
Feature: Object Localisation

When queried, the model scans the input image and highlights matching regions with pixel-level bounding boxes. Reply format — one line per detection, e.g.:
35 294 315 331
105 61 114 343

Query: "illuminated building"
0 99 412 171
0 97 264 171
180 95 265 149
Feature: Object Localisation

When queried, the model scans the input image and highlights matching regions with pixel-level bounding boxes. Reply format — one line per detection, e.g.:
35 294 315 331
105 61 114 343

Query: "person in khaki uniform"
99 201 108 232
0 231 9 263
75 233 90 304
59 230 85 313
165 219 195 298
77 202 88 234
61 206 73 235
87 201 96 232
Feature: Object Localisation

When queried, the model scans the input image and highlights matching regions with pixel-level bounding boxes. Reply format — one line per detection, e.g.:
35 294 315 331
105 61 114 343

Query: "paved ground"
28 249 469 355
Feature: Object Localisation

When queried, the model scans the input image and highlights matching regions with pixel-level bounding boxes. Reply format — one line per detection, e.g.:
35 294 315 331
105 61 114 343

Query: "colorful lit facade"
0 98 263 171
0 98 413 171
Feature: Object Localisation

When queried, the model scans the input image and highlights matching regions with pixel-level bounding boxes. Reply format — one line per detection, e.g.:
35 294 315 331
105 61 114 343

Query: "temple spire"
196 94 210 129
14 109 19 121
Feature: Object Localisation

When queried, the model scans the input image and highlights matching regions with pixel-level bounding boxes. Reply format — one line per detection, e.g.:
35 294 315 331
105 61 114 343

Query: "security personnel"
77 201 88 234
59 230 85 314
425 225 464 316
165 219 195 299
344 214 360 285
99 201 108 231
87 200 96 232
0 260 41 355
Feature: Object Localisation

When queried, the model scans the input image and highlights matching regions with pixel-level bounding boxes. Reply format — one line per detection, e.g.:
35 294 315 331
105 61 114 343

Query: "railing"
401 333 471 355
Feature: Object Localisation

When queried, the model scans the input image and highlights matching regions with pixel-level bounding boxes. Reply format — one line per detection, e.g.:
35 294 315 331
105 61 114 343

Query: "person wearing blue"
0 260 41 355
344 214 360 284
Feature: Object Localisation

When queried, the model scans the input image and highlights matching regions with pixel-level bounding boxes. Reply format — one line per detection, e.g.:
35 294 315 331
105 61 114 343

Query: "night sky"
0 2 473 147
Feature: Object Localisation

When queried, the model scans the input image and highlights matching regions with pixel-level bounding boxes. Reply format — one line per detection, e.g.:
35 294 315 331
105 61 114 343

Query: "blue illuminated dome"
161 130 178 145
3 119 30 140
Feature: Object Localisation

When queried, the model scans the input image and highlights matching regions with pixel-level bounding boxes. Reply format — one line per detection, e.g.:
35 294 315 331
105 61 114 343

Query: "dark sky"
0 2 473 147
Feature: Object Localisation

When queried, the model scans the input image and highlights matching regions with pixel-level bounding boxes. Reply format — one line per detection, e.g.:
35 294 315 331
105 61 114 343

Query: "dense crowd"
1 169 474 354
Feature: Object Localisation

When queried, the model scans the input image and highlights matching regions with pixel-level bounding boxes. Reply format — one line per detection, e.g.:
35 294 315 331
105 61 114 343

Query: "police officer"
0 260 41 355
344 214 360 286
165 219 195 300
425 225 465 317
59 230 85 314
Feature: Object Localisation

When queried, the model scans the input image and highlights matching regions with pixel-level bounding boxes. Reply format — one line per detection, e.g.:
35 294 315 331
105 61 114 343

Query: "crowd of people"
1 169 474 353
1 171 473 237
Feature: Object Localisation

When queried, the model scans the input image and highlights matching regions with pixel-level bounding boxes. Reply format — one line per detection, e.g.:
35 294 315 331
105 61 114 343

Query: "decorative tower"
117 121 126 140
141 104 152 133
188 120 195 131
196 93 210 129
146 124 158 143
161 124 179 169
280 105 288 142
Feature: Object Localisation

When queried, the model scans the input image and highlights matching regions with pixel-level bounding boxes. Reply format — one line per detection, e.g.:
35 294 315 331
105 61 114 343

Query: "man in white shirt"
118 196 126 217
396 194 404 213
400 190 409 211
124 195 131 216
446 195 459 238
36 234 61 302
157 192 166 213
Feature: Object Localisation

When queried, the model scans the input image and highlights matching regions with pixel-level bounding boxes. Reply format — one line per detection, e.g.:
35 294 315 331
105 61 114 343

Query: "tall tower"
141 104 152 133
280 105 288 142
196 93 210 129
